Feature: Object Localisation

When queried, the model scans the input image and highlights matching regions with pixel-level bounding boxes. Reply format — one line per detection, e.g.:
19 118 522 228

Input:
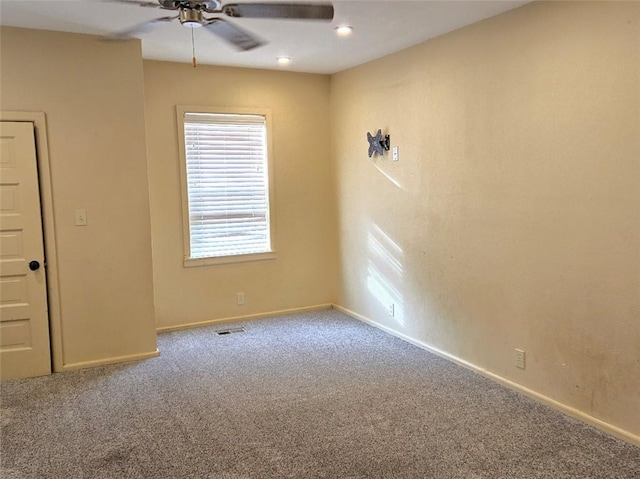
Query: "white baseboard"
333 304 640 448
156 304 333 333
62 349 160 371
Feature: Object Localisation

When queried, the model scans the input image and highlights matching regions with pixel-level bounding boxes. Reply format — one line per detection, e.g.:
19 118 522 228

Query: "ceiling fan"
106 1 335 51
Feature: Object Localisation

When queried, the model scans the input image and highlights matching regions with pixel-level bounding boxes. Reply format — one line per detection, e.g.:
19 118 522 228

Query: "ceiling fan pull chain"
191 25 197 68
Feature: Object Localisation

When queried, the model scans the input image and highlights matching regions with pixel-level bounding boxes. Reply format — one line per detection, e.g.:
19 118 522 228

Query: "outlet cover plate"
515 349 526 369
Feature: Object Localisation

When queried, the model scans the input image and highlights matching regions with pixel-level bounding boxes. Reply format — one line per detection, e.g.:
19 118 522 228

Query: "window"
177 107 275 266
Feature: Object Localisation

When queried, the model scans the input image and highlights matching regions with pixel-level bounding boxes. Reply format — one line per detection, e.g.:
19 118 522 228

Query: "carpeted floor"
1 309 639 478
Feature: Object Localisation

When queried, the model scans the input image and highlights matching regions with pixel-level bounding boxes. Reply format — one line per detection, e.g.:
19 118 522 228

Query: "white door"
0 121 51 380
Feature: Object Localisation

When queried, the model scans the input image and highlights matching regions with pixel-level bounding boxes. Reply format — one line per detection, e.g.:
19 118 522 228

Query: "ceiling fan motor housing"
159 1 221 11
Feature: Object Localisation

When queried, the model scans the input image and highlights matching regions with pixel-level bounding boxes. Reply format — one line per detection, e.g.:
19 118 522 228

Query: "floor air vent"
215 327 246 336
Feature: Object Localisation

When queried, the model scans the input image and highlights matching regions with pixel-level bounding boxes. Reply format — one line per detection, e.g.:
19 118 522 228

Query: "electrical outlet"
388 303 395 317
392 146 399 161
236 292 245 305
75 209 87 226
515 349 526 369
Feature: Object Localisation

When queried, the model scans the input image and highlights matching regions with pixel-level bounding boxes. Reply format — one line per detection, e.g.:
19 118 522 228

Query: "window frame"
176 105 277 267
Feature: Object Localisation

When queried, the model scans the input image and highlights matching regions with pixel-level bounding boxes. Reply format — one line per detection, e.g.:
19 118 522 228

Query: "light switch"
75 209 87 226
392 146 399 161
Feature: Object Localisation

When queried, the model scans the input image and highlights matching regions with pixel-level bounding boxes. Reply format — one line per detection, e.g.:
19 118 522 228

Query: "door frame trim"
1 111 63 372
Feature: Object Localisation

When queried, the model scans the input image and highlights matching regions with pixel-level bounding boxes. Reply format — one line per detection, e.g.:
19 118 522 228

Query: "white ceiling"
0 0 529 74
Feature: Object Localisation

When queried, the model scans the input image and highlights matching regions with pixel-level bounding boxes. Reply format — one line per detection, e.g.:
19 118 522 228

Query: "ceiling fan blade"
105 16 177 41
105 0 163 8
204 19 265 51
222 3 334 21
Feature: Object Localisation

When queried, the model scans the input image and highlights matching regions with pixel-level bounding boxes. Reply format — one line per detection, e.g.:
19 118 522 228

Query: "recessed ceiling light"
277 56 291 66
335 25 353 37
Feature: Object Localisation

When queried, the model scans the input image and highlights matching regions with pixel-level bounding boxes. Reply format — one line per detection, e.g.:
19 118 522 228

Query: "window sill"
183 251 277 267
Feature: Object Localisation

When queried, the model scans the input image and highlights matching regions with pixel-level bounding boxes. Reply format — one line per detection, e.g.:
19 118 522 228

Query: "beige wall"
331 1 640 437
143 61 336 329
0 28 157 367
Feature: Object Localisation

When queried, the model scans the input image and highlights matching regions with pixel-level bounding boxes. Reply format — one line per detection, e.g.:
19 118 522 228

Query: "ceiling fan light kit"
179 7 204 28
106 0 335 52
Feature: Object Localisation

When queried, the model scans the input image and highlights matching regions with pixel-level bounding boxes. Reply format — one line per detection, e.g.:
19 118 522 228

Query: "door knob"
29 260 40 271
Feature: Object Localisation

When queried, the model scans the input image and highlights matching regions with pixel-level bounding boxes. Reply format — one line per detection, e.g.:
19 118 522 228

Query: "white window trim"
176 105 277 267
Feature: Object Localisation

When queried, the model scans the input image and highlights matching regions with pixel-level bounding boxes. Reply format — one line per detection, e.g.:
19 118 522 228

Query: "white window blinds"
183 112 271 259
